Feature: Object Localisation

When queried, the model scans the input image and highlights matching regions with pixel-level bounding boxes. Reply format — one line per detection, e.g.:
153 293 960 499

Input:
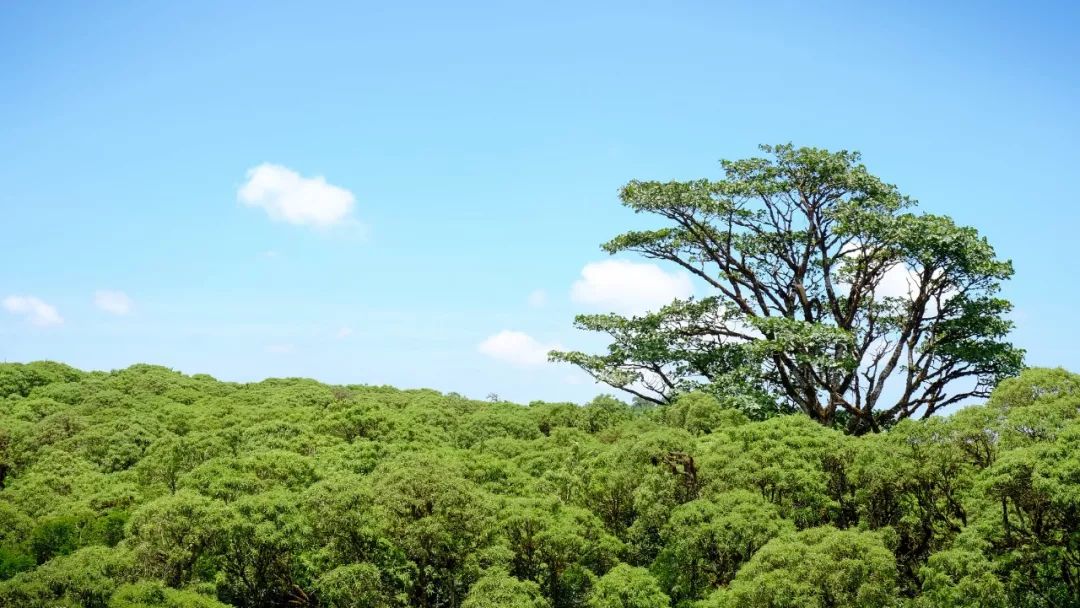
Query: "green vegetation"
552 145 1023 433
2 361 1079 606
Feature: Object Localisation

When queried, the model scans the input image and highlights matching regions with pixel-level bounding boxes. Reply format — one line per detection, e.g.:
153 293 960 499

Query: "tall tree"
552 145 1023 432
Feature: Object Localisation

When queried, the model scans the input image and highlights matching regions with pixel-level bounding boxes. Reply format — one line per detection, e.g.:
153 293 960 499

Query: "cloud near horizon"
571 260 693 316
477 330 559 367
2 295 63 327
238 163 357 228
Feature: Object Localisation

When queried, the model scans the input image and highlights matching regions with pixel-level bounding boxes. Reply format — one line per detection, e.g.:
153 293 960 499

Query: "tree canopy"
1 361 1078 606
552 145 1024 432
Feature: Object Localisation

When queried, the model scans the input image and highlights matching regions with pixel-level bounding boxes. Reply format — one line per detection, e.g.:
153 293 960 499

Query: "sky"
1 1 1078 403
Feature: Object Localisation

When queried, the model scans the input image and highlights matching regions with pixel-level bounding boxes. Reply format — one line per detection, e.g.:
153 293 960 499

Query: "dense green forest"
1 361 1078 607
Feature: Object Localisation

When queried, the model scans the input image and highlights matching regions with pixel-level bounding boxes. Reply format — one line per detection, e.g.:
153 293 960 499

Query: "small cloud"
238 163 357 228
869 263 954 317
260 250 281 259
872 264 919 300
94 290 133 315
478 330 559 367
527 289 548 308
571 260 693 316
266 344 294 354
336 326 354 339
2 295 63 327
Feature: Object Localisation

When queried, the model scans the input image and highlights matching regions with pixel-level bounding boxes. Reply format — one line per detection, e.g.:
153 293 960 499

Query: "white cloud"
571 260 693 316
336 326 354 339
238 163 356 228
873 264 919 300
2 295 63 327
872 264 957 318
94 290 133 315
840 241 934 303
265 344 294 354
527 289 548 308
478 330 559 367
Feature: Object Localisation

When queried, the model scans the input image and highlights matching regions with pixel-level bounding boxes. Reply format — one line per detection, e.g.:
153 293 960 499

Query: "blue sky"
1 1 1078 403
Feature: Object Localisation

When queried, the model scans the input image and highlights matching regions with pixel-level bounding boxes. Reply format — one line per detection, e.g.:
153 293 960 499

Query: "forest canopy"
1 361 1078 607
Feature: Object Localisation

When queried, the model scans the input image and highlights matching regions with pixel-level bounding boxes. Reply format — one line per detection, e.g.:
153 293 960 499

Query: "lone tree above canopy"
551 144 1024 433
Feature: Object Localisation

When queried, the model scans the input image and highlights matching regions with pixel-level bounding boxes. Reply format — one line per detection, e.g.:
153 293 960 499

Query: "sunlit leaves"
555 144 1022 430
1 363 1079 606
711 527 898 608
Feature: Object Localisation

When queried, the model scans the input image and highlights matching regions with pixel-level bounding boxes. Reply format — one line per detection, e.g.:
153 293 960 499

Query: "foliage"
108 581 229 608
587 564 668 608
0 363 1078 606
652 491 792 603
552 144 1024 432
706 527 898 608
461 571 549 608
